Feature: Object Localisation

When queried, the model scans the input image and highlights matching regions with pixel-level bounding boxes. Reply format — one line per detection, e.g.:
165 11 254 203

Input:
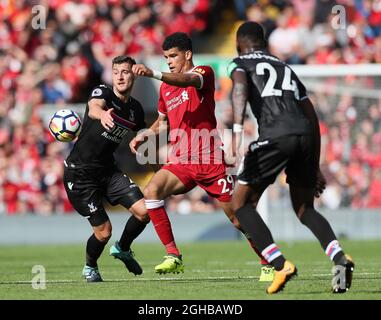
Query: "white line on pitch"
0 272 378 285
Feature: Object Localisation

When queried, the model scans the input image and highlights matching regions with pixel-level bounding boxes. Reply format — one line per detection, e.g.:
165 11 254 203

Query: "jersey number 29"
218 175 235 195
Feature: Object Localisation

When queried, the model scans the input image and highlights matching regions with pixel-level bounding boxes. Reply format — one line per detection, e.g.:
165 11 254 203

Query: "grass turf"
0 240 380 300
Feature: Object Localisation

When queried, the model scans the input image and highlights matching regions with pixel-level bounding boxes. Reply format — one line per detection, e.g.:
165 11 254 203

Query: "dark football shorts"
63 162 144 226
237 135 317 189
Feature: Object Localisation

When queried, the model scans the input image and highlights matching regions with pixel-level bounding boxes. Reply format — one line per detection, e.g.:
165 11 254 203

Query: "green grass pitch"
0 240 380 300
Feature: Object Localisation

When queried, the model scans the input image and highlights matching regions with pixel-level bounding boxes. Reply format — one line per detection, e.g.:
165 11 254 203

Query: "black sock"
271 256 287 271
236 203 286 271
333 252 346 265
86 234 107 267
119 215 148 251
299 208 345 264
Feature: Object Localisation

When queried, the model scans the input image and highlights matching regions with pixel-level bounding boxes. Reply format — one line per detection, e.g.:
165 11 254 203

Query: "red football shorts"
162 163 234 202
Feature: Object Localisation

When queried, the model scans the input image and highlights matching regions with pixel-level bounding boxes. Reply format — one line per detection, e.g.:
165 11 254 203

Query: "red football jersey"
158 65 223 164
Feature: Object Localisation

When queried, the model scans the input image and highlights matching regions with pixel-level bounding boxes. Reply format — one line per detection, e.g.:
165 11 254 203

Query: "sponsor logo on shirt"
101 125 128 143
166 90 190 111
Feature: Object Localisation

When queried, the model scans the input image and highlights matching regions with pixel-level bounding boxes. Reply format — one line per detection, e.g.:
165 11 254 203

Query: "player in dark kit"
63 55 149 282
229 22 354 294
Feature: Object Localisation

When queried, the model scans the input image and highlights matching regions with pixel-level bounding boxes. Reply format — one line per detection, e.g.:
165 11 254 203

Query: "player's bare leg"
290 186 354 293
218 200 274 281
144 169 187 274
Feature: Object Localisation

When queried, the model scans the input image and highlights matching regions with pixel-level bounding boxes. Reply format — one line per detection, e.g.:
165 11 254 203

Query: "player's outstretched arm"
132 64 201 88
231 69 248 158
129 113 168 154
88 99 114 131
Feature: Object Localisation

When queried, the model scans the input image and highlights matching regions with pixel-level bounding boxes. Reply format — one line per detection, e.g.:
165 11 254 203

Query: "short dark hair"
162 32 192 52
112 55 136 66
237 22 266 48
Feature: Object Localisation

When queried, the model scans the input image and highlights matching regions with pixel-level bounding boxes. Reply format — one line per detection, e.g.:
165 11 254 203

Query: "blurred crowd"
238 0 381 64
1 0 381 215
316 91 381 209
0 0 211 215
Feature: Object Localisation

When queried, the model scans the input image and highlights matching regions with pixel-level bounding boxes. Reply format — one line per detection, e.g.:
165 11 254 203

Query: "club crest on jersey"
181 90 189 101
88 202 97 213
91 88 102 97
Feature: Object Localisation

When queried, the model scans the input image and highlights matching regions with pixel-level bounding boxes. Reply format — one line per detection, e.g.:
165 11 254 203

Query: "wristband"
233 123 243 133
152 70 163 80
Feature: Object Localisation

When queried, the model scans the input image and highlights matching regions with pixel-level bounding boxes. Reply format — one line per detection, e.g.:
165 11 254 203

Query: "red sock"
145 200 180 256
247 238 269 265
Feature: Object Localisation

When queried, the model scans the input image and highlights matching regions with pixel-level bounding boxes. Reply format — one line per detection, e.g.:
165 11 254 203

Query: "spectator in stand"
246 4 276 38
234 0 258 20
41 63 72 103
367 168 381 207
365 134 381 169
268 6 304 64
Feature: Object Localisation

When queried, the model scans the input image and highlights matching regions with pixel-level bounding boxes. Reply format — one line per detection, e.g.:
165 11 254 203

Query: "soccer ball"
48 109 82 142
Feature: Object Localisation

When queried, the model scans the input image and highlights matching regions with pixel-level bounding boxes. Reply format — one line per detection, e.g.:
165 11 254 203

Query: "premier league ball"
48 109 82 142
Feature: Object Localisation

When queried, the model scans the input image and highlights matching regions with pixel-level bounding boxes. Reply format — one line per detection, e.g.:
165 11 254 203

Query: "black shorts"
63 162 144 226
237 135 317 189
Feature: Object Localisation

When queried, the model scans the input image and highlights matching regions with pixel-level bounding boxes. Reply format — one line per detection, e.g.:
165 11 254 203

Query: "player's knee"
231 197 244 213
143 183 160 199
229 215 242 230
94 227 112 243
295 205 314 224
232 199 255 213
135 211 150 224
96 233 112 243
250 199 259 209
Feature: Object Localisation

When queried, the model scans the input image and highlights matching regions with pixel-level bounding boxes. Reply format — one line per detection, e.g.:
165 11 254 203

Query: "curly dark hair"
162 32 192 52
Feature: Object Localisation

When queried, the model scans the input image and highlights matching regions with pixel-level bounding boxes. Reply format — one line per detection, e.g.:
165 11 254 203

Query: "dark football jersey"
66 84 146 168
228 50 312 140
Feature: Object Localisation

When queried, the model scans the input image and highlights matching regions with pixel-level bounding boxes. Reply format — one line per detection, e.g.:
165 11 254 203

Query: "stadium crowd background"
0 0 381 216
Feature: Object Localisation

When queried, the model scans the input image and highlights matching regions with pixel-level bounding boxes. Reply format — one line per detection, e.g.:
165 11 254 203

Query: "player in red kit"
131 32 270 275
